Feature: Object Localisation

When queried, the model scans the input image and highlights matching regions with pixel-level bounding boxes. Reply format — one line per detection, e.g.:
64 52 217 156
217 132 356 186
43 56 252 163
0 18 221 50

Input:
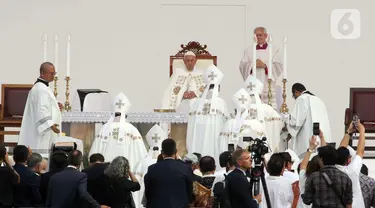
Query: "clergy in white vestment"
239 27 283 109
218 88 252 155
187 65 228 162
162 51 205 111
18 62 63 158
91 92 147 170
132 124 166 208
288 83 331 157
244 75 283 153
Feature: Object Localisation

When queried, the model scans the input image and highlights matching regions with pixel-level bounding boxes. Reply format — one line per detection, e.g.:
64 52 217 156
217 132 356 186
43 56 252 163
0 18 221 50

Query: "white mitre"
232 88 251 132
146 124 167 156
244 75 265 123
196 65 224 113
105 92 132 136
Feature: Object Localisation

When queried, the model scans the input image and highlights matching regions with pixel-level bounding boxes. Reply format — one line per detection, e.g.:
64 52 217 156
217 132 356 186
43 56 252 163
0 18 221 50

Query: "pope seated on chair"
162 51 205 112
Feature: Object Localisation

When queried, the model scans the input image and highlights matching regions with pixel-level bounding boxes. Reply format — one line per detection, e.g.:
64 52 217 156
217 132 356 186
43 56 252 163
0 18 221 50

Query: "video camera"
243 137 269 162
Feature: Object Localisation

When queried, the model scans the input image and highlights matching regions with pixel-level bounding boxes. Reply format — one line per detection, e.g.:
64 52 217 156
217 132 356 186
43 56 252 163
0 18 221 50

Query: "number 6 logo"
331 9 361 39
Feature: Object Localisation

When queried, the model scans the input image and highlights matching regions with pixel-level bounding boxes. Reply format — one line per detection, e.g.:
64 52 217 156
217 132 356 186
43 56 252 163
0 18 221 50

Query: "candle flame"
67 34 71 41
268 34 272 42
43 33 48 41
55 33 59 41
253 34 257 42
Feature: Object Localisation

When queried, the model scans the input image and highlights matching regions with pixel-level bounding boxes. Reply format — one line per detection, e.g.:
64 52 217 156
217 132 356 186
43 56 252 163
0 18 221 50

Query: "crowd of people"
0 120 374 208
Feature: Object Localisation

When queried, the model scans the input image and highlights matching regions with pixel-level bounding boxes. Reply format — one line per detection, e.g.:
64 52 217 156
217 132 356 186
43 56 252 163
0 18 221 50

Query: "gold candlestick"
281 78 289 113
53 76 58 97
64 76 71 112
268 78 272 106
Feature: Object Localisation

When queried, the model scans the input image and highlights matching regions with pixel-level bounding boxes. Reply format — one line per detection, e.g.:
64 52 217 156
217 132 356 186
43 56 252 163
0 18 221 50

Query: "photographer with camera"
226 149 262 208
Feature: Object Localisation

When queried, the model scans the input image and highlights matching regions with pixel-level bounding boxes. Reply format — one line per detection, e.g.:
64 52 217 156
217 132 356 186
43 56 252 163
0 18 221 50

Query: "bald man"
18 62 63 158
162 51 205 110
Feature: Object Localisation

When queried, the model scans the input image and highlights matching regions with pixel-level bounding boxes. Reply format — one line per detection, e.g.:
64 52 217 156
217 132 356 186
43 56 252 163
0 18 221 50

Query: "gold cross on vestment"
247 82 256 91
202 103 211 114
112 128 120 140
115 100 125 109
238 95 248 104
208 72 217 81
152 133 161 143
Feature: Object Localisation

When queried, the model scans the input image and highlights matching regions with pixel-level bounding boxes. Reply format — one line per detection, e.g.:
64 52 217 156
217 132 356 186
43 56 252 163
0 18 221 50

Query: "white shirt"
264 175 294 208
282 169 299 183
299 169 311 208
336 151 365 208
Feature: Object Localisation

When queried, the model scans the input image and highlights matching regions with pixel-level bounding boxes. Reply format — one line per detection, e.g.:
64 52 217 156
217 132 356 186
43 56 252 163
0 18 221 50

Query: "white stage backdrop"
1 0 375 146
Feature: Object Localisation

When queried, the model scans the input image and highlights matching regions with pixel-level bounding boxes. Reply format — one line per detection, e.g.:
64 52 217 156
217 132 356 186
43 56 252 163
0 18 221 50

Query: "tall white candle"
283 36 288 79
54 34 59 74
252 34 257 78
43 33 48 62
268 34 273 79
66 34 71 77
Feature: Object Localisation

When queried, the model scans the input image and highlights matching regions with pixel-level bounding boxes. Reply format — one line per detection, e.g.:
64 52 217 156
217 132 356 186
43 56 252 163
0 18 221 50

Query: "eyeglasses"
44 71 56 76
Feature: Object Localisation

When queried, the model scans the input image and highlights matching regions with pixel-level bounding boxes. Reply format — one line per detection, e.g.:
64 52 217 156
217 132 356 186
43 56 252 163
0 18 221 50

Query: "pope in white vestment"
132 124 166 208
244 76 284 153
218 88 252 153
18 63 62 158
239 27 283 109
162 51 205 111
288 83 331 157
187 65 228 162
90 92 147 170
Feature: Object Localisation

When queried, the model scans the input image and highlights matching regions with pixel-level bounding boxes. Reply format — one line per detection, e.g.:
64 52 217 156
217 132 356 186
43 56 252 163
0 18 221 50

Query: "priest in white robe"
239 27 283 109
162 51 205 111
187 65 228 162
18 62 63 158
244 75 284 153
91 92 147 170
132 124 166 208
218 88 252 154
288 83 331 157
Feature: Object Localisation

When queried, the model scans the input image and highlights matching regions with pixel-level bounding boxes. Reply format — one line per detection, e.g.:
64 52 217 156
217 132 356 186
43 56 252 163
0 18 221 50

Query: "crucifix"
202 103 211 114
115 100 125 109
112 128 120 140
238 95 248 104
208 72 217 81
152 133 161 143
247 82 256 92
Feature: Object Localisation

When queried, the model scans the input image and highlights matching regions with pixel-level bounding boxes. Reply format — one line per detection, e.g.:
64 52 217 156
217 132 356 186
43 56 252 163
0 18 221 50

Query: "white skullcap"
184 51 196 57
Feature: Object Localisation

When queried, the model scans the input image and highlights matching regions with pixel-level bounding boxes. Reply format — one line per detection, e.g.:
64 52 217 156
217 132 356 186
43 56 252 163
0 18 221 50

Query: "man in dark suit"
13 145 43 207
0 144 19 207
40 150 68 203
226 149 261 208
46 150 102 208
82 153 108 203
145 139 193 208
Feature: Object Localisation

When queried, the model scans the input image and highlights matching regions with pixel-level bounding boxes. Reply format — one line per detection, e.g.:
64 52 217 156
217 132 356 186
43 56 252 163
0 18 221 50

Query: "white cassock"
288 92 332 157
18 81 61 158
132 124 165 208
239 43 283 109
250 103 284 153
219 88 252 153
244 76 283 153
187 66 228 162
162 67 205 111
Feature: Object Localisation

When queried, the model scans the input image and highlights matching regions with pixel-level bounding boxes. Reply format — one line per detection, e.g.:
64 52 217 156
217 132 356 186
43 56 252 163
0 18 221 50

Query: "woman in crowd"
99 156 140 208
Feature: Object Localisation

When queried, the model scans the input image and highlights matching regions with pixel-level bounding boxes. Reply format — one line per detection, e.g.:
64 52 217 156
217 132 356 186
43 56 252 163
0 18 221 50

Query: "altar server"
19 62 63 158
